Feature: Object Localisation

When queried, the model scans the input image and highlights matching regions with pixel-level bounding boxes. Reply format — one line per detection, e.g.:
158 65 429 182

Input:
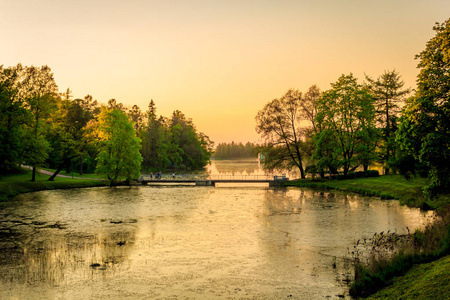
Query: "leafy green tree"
46 98 96 180
128 104 144 132
397 18 450 197
366 70 410 174
0 64 28 170
140 100 171 170
314 74 377 177
169 110 213 169
20 65 59 181
256 87 319 178
95 108 143 186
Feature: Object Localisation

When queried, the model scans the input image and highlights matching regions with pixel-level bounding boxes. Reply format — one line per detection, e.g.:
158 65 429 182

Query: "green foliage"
0 169 107 201
314 74 377 177
366 255 450 300
140 102 213 171
256 86 321 178
213 141 258 159
350 207 450 298
366 70 410 174
0 65 28 170
397 18 450 198
95 108 143 186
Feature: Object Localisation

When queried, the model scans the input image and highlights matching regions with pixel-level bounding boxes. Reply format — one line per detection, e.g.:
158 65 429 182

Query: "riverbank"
367 254 450 299
0 169 108 201
286 175 450 298
284 175 450 210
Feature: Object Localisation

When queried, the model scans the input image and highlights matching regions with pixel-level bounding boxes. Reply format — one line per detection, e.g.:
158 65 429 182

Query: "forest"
0 67 213 185
212 142 258 159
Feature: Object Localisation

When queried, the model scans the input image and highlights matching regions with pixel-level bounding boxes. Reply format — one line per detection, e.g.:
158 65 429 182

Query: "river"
0 160 433 299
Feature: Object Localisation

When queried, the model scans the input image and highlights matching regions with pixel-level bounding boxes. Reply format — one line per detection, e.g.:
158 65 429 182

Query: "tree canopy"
95 108 143 186
397 18 450 197
255 86 320 178
314 74 377 177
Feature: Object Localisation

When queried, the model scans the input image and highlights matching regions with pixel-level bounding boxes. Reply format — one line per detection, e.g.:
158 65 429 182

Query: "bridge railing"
138 174 287 181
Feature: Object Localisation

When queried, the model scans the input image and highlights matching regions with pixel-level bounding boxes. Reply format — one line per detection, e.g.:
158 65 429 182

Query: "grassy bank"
367 255 450 299
285 175 450 298
0 169 108 201
284 175 449 210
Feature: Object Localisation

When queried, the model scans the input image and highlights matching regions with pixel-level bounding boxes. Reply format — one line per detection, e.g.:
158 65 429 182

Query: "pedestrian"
172 173 175 179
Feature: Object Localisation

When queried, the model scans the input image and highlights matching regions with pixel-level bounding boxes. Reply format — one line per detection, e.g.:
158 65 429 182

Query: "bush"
365 170 379 178
356 171 365 178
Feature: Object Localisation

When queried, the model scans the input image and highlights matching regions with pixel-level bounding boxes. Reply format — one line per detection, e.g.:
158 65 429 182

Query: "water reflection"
0 184 433 299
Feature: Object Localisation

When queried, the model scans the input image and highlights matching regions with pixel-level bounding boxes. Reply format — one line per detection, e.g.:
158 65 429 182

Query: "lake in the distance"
0 160 433 299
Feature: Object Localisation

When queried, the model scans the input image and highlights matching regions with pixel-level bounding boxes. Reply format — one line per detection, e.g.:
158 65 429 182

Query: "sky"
1 0 449 144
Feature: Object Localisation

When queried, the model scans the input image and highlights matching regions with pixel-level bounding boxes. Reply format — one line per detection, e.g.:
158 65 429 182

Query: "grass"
41 167 108 180
349 206 449 297
285 175 450 298
0 168 108 201
284 175 450 210
366 255 450 299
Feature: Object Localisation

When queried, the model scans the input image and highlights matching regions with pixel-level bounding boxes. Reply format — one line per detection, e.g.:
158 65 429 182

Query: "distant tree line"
213 142 258 159
256 18 450 198
0 66 213 185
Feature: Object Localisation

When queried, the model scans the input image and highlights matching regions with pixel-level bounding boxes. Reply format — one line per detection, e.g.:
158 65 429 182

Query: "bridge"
137 174 289 187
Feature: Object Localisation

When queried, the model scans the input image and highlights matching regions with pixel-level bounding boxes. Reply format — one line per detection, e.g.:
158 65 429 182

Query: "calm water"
0 161 432 299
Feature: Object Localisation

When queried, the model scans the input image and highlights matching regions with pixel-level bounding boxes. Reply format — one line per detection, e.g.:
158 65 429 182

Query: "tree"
95 108 143 186
0 64 28 170
397 18 450 197
366 70 410 174
314 74 377 177
46 98 96 180
140 100 171 170
256 87 319 178
169 110 213 169
128 104 144 132
20 65 58 181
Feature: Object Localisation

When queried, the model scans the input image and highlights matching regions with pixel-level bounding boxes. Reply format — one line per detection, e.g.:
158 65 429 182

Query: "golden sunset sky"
1 0 449 144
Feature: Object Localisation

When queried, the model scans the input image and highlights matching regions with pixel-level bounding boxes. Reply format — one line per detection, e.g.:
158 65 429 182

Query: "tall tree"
140 100 170 170
256 88 318 178
95 108 142 186
21 65 58 181
0 64 28 170
397 18 450 197
366 70 410 174
128 104 144 132
169 110 213 169
46 98 96 180
314 74 377 177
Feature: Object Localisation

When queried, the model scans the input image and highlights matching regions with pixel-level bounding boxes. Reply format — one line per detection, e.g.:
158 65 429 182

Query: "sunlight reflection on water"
0 161 433 299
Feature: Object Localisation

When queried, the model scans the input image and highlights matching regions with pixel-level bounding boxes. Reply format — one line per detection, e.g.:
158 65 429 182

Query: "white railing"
138 174 288 181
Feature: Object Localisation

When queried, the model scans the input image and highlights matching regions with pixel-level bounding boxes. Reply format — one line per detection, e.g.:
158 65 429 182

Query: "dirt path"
21 165 105 181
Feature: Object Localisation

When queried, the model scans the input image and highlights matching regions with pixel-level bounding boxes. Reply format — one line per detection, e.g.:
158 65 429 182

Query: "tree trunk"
31 166 36 182
48 162 66 181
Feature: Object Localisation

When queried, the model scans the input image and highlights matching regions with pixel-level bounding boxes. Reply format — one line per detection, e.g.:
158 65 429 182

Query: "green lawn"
285 175 449 210
0 169 107 201
367 255 450 300
41 167 108 180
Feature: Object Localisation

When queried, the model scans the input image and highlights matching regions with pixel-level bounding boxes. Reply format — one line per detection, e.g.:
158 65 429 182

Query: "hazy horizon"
2 0 449 144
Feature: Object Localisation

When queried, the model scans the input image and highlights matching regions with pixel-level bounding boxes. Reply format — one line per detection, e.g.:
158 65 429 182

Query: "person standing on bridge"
172 173 175 179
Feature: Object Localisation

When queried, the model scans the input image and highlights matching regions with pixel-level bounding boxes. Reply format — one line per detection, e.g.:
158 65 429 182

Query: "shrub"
365 170 379 178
